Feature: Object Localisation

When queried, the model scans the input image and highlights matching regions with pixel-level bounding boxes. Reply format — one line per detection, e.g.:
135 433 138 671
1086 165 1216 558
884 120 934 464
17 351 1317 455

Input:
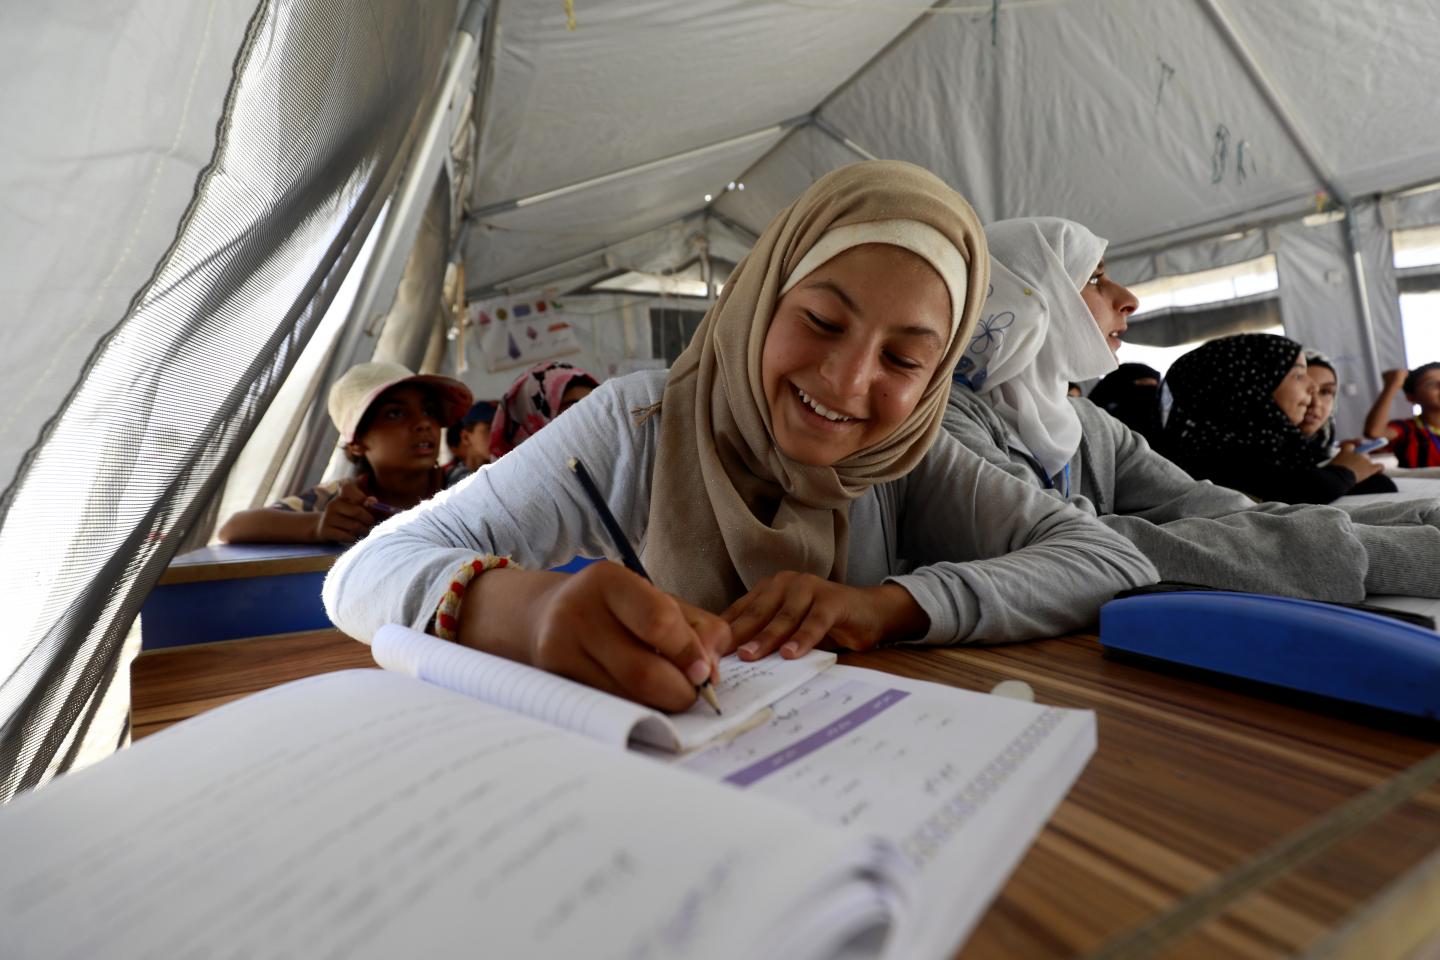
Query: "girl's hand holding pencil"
459 561 729 713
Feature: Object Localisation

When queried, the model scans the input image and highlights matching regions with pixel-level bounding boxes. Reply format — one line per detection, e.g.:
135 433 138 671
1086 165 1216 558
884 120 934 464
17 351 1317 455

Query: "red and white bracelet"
434 554 516 641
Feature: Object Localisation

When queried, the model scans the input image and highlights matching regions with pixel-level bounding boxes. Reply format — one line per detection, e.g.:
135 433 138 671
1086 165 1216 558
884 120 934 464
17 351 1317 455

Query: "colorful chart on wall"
470 292 582 373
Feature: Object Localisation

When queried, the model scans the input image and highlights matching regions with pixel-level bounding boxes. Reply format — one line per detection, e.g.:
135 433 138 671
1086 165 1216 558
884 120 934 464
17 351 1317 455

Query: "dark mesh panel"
0 0 458 800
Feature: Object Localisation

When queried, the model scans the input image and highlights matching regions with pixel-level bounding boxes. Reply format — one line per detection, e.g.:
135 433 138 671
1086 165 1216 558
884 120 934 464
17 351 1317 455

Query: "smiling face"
1080 260 1139 353
761 243 951 466
1272 355 1315 426
349 384 443 472
1300 365 1337 437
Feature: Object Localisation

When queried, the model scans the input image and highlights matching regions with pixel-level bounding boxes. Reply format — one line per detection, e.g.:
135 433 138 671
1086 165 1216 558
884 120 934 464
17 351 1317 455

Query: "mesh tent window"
0 0 459 800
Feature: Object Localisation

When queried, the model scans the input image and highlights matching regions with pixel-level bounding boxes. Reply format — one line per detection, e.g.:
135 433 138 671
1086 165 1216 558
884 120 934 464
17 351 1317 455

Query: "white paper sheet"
371 624 834 750
0 671 903 960
678 665 1096 959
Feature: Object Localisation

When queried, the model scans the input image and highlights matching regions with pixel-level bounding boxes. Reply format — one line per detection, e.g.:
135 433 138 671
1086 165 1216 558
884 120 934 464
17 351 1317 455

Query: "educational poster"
469 292 582 373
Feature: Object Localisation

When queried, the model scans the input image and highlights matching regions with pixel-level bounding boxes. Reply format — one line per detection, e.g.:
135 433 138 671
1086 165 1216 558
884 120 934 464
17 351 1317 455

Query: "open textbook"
0 626 1097 960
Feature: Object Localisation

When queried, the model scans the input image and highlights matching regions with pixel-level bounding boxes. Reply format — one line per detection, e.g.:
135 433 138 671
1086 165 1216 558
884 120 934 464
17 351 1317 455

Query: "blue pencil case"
1099 586 1440 720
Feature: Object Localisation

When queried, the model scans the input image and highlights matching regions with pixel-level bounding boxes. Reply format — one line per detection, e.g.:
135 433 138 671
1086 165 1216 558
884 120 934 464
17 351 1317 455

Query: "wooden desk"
139 544 343 649
130 631 1440 958
131 628 374 738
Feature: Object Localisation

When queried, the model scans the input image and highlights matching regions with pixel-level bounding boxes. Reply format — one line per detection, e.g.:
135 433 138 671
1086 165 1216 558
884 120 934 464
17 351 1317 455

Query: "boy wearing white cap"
219 362 472 545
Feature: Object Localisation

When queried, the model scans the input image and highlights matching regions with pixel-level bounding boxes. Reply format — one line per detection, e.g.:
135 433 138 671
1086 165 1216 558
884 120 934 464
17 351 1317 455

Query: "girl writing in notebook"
324 163 1157 711
943 217 1440 602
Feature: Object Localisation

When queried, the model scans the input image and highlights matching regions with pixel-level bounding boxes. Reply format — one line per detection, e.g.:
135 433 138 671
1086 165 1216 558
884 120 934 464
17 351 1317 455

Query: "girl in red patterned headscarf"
489 360 599 459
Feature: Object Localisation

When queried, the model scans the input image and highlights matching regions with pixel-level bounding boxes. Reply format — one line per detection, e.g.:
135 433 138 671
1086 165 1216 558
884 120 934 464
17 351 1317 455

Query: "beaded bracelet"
434 554 516 641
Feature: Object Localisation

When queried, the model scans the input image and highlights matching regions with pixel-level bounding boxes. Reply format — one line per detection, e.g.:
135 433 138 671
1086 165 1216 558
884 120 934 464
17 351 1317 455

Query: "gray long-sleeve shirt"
943 387 1440 600
324 371 1158 646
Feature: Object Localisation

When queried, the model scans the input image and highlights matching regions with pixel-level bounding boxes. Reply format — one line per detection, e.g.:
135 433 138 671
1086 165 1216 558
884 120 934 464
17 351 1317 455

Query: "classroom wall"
451 293 674 400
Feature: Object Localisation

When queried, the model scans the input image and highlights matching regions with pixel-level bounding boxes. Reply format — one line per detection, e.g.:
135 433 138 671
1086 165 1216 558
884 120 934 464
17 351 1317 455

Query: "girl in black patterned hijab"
1159 333 1393 503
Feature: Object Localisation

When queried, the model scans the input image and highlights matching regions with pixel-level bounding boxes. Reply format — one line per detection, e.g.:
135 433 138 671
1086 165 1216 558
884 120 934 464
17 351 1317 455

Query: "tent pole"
706 208 760 245
470 115 809 219
810 117 878 162
467 209 712 299
1195 0 1380 384
283 4 487 493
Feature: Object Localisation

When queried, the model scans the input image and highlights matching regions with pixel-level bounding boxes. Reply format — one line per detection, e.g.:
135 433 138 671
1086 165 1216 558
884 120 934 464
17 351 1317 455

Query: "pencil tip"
566 457 578 470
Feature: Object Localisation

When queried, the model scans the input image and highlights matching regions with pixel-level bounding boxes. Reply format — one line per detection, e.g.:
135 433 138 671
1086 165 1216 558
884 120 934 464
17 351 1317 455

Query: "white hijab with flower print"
955 218 1117 477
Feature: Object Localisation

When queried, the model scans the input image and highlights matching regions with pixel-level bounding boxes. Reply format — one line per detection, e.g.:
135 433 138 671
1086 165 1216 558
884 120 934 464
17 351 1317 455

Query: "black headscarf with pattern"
1159 333 1319 476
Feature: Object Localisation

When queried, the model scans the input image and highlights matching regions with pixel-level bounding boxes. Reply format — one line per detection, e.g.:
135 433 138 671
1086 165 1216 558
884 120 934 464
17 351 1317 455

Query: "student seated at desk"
441 399 499 485
943 217 1440 602
1299 351 1339 452
323 162 1157 712
1364 363 1440 467
488 360 599 460
219 362 472 545
1160 333 1395 503
1086 363 1163 449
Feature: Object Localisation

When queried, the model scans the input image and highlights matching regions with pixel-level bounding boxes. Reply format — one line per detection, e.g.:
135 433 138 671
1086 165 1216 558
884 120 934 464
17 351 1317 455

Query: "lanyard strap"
1016 447 1071 498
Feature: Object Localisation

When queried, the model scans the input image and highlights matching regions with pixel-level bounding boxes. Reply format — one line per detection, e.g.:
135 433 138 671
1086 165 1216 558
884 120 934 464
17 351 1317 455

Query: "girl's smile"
762 243 950 466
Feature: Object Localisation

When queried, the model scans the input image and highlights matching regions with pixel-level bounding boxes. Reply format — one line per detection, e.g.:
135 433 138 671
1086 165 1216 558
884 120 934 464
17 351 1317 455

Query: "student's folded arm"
1250 464 1356 506
1099 509 1370 602
1091 405 1254 522
888 433 1158 646
217 507 320 544
940 393 1048 490
323 375 660 643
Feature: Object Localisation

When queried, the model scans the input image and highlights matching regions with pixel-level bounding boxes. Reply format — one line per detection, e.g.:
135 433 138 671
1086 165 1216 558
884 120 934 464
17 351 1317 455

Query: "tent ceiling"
471 0 923 206
464 0 1440 291
467 124 784 290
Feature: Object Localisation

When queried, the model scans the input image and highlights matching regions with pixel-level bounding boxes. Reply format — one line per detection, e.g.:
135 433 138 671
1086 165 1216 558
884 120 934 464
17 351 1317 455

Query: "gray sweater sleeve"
323 372 663 643
886 429 1158 644
1075 402 1384 601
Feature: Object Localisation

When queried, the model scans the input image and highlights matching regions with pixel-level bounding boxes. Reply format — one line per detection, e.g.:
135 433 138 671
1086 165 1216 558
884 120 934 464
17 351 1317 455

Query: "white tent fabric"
456 0 1440 434
0 0 262 491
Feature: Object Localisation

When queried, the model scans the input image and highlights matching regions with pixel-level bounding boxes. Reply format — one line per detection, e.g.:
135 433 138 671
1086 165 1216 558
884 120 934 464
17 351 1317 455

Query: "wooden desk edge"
1308 843 1440 960
157 554 339 584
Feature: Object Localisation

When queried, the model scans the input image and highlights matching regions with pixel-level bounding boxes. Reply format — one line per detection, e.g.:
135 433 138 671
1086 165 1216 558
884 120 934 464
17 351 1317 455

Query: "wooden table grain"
130 630 1440 958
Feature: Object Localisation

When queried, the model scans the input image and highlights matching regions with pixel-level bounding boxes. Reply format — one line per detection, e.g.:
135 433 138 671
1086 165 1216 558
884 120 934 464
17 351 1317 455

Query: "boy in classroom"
1364 363 1440 467
459 400 498 472
323 161 1157 712
219 362 472 545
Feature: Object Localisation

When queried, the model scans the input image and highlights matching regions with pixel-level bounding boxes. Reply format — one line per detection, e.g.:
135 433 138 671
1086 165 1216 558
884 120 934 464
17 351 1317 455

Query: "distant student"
1363 363 1440 467
1299 350 1339 451
944 217 1440 601
324 162 1156 713
489 360 600 460
219 362 472 545
442 422 470 485
442 400 499 485
1160 334 1394 504
460 400 498 471
1087 363 1163 448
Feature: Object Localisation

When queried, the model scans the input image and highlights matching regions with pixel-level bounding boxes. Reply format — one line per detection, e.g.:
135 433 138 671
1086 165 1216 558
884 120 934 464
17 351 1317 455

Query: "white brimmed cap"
327 361 474 443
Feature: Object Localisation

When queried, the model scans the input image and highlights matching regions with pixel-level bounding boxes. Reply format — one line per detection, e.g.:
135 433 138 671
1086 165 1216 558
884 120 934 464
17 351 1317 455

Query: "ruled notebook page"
0 670 907 960
371 624 834 751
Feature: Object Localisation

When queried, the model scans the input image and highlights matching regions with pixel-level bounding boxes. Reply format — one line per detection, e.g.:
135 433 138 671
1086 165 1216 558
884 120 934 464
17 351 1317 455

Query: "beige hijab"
643 161 988 612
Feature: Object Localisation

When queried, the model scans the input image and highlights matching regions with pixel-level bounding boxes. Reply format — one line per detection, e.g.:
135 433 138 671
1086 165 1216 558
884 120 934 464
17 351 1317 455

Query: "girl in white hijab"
326 175 1157 712
953 218 1117 488
944 216 1440 603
